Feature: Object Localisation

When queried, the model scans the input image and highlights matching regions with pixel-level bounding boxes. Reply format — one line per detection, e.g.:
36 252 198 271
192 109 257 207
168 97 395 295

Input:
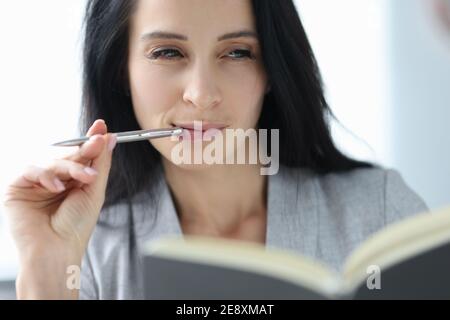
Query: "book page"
341 206 450 291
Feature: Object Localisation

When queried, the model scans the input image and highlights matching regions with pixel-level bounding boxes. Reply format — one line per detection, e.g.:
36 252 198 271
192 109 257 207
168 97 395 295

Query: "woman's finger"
13 165 66 193
86 119 107 137
64 134 105 164
48 159 99 184
63 119 108 164
12 159 99 194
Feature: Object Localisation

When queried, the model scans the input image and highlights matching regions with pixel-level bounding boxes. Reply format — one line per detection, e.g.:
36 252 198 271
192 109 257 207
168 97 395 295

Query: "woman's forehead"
131 0 257 34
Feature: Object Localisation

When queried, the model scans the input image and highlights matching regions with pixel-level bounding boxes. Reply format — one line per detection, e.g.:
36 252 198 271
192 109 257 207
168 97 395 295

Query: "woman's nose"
182 64 222 110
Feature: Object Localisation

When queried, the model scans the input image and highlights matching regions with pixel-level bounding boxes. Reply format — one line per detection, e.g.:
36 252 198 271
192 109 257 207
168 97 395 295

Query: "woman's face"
128 0 269 168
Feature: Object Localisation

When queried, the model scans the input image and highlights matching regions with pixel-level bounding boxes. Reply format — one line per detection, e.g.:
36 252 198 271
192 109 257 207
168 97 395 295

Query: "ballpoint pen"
51 127 184 147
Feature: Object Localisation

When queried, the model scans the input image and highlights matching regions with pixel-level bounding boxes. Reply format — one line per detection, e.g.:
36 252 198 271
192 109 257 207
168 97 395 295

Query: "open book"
140 207 450 299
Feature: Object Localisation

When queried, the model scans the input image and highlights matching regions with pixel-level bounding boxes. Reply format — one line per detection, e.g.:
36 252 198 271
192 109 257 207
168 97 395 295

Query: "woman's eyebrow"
139 30 258 42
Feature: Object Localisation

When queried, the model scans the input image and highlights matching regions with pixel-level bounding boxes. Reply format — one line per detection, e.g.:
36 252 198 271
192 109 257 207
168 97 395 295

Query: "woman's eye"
148 48 183 60
147 48 254 61
227 49 254 60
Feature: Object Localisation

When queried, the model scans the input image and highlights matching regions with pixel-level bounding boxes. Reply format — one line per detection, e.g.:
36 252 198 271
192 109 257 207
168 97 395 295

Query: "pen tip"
51 142 69 147
173 128 184 136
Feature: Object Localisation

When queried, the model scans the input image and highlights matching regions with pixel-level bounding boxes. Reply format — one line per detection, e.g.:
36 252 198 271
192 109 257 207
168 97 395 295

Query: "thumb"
84 133 117 205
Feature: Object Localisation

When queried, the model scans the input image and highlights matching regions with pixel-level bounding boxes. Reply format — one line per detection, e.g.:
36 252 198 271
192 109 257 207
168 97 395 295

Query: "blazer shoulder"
278 164 387 194
314 166 428 223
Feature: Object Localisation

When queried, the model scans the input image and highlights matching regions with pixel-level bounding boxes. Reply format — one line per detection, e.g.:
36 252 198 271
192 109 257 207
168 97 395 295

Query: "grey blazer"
79 165 428 299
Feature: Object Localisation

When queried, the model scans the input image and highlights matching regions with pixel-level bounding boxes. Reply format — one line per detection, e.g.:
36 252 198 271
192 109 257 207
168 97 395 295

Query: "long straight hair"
81 0 373 209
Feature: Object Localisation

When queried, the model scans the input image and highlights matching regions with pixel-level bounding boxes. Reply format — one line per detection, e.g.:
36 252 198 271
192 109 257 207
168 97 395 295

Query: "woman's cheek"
227 86 265 129
131 72 177 126
230 68 264 99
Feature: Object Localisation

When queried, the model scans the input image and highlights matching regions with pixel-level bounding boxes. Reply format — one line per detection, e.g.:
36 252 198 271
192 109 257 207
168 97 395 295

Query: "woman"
4 0 427 299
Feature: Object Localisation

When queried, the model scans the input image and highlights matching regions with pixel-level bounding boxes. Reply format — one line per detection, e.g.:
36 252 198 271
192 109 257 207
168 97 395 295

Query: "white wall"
295 0 450 209
295 0 390 164
388 0 450 210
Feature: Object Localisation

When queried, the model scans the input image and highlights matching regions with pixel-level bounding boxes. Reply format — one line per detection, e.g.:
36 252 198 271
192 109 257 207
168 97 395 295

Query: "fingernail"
53 178 66 192
84 167 98 176
108 134 118 152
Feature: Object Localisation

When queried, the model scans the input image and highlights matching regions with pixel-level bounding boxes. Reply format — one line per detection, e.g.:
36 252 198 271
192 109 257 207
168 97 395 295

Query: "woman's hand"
3 119 117 299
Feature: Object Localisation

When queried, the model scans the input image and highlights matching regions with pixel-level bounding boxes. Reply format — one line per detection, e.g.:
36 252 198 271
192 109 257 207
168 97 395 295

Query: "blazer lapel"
266 165 319 261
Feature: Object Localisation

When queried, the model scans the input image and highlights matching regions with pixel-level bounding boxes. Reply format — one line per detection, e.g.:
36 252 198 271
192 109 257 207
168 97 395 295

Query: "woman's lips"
173 122 228 131
172 122 229 141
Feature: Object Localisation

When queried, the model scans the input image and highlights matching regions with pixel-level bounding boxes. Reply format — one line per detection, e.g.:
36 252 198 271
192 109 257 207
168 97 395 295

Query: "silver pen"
51 127 184 147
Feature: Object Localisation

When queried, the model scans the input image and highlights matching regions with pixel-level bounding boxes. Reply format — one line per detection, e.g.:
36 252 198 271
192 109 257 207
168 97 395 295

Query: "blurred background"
0 0 449 296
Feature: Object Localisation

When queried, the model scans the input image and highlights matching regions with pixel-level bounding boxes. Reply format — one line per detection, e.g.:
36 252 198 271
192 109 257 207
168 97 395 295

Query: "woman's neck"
162 159 268 239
